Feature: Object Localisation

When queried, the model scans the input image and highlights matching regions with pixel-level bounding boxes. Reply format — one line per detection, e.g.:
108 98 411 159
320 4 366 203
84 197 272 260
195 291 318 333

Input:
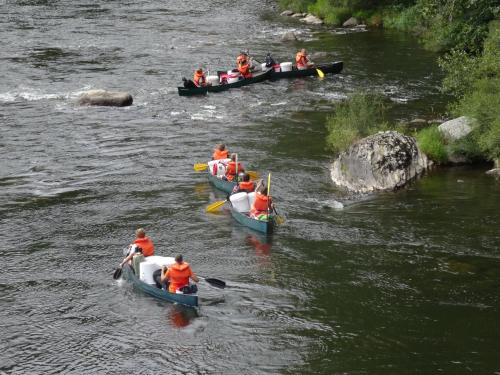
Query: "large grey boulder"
77 89 133 107
300 14 323 25
342 17 359 27
438 116 473 141
330 131 430 193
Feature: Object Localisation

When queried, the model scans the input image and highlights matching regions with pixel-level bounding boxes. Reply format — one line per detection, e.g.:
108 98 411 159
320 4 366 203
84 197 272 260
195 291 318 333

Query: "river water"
1 0 499 374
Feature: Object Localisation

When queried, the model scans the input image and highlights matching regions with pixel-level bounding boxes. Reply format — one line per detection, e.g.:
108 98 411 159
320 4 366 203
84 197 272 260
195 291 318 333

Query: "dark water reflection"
1 0 499 374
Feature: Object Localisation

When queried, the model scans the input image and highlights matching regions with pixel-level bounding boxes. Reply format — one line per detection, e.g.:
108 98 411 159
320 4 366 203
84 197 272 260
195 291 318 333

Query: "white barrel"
145 256 175 267
248 191 256 209
227 72 240 84
230 192 250 213
280 62 293 72
261 62 267 71
139 262 160 284
206 75 219 86
208 160 219 175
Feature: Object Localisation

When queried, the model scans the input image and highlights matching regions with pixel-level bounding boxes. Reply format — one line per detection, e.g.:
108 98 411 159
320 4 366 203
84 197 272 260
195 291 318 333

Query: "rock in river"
281 31 298 42
300 14 323 25
438 116 473 141
77 89 133 107
330 131 430 193
342 17 359 27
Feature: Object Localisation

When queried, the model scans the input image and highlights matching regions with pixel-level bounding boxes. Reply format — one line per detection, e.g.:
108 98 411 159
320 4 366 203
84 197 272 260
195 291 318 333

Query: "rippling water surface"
1 1 499 374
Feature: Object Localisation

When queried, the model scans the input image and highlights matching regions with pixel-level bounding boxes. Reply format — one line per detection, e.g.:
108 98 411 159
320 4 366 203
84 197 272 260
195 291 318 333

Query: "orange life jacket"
238 63 252 78
133 237 154 257
193 71 206 87
213 149 229 160
165 261 194 293
239 180 255 192
295 52 309 69
251 192 270 214
225 161 244 181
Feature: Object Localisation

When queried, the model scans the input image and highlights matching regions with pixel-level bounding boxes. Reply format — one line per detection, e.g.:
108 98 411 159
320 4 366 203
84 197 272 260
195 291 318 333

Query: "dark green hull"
230 207 274 234
122 264 198 307
178 68 272 96
207 172 236 194
270 61 343 79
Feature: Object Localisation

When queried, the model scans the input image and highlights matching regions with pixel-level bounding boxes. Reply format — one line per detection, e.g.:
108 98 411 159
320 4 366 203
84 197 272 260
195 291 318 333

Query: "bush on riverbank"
415 126 447 164
326 92 389 153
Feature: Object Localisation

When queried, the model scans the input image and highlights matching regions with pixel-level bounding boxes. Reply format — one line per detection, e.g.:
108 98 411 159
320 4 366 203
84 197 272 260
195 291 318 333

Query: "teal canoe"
122 264 199 308
230 206 274 234
207 172 236 194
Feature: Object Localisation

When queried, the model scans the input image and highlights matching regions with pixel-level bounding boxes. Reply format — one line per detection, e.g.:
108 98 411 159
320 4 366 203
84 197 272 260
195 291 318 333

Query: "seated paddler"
232 173 255 194
236 51 252 79
224 153 245 181
250 183 274 220
120 228 155 268
212 143 230 160
160 254 199 294
296 48 314 70
193 67 209 87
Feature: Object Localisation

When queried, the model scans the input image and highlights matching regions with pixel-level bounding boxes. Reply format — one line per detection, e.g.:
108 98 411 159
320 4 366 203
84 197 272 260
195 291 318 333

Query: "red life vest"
295 52 309 69
237 54 248 66
225 161 244 181
213 149 229 160
238 180 255 192
238 63 252 78
133 237 154 257
251 192 269 214
165 262 194 293
193 71 206 87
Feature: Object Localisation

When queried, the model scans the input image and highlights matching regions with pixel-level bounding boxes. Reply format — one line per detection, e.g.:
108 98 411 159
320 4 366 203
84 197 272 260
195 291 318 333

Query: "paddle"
113 266 122 280
273 206 285 225
206 199 227 212
199 276 226 289
316 68 325 78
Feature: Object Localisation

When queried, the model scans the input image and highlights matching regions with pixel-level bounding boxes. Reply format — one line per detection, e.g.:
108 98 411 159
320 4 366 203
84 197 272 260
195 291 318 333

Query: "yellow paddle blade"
194 163 208 172
247 170 259 180
267 172 271 196
316 68 325 78
206 200 227 212
275 215 285 225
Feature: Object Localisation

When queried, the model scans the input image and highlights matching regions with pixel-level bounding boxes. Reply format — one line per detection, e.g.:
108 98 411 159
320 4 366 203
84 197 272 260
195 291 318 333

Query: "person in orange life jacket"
212 143 230 160
296 48 314 70
236 51 252 79
224 153 245 181
193 68 208 87
120 228 155 267
232 173 255 194
250 184 274 219
236 51 249 67
161 254 199 294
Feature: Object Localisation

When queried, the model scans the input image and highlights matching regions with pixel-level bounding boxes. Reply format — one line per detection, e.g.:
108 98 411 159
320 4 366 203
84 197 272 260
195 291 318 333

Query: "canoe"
270 61 343 79
207 172 236 194
178 68 273 96
121 264 199 308
230 206 274 234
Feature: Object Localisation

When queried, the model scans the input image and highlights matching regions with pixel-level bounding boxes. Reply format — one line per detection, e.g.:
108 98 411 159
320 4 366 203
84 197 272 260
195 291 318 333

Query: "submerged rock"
330 131 430 193
77 89 133 107
281 31 298 42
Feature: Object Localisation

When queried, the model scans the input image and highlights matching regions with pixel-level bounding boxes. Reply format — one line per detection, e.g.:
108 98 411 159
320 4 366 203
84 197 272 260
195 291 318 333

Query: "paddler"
212 143 230 160
161 254 199 294
236 51 252 79
193 68 208 87
250 182 274 220
119 228 155 267
224 153 245 182
296 48 314 70
232 173 255 194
